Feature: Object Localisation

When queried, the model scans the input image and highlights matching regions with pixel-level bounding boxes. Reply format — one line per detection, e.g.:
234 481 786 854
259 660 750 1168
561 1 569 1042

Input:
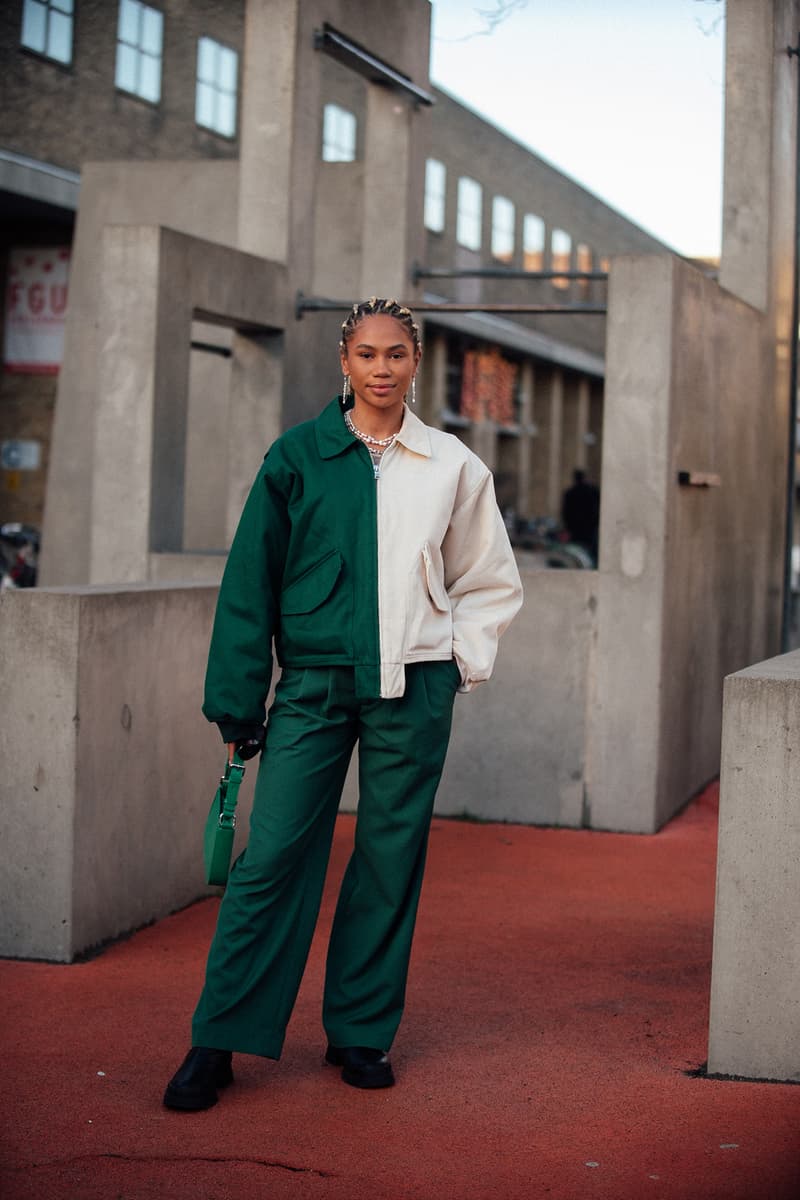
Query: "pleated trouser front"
191 660 459 1058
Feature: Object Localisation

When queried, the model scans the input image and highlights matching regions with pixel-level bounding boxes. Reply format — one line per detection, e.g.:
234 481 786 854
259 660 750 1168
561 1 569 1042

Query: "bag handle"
216 746 246 829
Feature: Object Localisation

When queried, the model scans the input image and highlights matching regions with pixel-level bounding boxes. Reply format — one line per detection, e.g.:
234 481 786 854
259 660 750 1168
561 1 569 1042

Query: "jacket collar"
315 396 432 460
315 396 356 459
395 405 432 458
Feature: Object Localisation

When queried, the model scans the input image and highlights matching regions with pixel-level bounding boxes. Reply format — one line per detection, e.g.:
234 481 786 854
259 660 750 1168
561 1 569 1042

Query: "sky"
428 0 725 257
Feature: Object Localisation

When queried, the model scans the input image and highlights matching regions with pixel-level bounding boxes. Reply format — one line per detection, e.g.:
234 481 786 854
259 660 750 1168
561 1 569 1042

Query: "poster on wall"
461 349 518 425
4 247 71 374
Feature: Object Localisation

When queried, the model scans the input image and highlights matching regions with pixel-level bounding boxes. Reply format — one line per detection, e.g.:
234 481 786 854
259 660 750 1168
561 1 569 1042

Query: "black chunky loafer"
163 1046 234 1111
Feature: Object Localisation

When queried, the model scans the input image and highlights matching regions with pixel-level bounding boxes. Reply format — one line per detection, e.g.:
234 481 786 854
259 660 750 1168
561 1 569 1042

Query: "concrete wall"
0 561 598 960
720 0 799 653
708 651 800 1082
0 585 254 962
438 566 596 825
588 255 773 832
339 566 597 826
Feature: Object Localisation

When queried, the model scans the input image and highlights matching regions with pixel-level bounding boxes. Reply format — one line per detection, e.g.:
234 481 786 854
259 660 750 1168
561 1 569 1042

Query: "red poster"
4 246 71 374
461 349 518 425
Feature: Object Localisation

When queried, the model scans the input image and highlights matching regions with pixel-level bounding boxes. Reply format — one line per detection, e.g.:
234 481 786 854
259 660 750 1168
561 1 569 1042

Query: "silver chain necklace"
344 411 399 448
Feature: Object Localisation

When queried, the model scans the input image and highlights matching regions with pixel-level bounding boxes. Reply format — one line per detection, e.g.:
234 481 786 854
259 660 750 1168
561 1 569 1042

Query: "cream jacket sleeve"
443 469 524 692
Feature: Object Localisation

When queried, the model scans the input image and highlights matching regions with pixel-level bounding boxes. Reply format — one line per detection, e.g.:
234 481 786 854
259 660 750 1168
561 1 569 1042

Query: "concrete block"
708 651 800 1081
589 254 773 833
345 565 596 827
0 585 253 962
440 566 596 825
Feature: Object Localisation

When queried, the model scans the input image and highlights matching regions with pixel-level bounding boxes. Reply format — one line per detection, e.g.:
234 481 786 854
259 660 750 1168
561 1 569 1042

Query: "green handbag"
204 750 246 886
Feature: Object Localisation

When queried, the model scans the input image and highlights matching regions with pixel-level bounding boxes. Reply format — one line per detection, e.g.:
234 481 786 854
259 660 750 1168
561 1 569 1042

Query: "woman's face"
340 315 420 421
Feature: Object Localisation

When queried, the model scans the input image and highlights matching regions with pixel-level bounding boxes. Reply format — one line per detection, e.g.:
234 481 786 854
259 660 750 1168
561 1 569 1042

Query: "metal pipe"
411 263 608 283
295 293 606 319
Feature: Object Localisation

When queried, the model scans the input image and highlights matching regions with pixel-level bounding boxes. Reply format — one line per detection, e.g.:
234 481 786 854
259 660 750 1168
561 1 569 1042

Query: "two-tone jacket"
204 397 523 740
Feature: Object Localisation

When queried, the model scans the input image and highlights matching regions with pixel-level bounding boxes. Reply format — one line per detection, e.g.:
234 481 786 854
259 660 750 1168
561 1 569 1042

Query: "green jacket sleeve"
202 454 291 740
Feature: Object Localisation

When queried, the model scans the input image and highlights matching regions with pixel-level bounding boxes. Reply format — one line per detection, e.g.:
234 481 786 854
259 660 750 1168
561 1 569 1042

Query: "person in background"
561 468 600 563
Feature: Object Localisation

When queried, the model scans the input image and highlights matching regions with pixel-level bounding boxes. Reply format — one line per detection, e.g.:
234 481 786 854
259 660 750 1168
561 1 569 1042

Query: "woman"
164 298 523 1110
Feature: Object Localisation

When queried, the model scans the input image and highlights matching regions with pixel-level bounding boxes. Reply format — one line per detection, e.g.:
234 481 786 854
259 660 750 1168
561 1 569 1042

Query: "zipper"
373 442 398 695
355 440 381 692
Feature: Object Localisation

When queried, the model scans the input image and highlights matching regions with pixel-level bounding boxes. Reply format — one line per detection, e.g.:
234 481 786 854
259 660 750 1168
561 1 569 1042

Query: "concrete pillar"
420 331 447 426
91 225 163 583
561 373 580 493
471 420 497 473
720 0 800 652
517 360 534 516
576 375 590 471
361 84 414 298
587 256 673 831
547 369 564 517
39 161 239 585
708 650 800 1082
588 253 772 831
529 364 549 516
237 0 300 261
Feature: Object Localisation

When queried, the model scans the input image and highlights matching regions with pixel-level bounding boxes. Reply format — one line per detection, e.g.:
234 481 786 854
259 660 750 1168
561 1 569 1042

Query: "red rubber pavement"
1 783 798 1200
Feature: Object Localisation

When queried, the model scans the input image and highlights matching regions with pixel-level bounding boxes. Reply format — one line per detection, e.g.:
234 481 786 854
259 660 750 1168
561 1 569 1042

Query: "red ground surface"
1 783 798 1200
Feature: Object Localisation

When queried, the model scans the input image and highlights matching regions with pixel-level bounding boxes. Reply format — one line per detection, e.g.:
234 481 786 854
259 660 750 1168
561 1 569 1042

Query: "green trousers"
192 660 459 1058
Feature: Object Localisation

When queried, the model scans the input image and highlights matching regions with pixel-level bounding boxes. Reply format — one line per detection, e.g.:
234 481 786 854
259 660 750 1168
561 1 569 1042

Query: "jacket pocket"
281 549 343 615
404 543 453 656
422 542 451 613
278 549 351 661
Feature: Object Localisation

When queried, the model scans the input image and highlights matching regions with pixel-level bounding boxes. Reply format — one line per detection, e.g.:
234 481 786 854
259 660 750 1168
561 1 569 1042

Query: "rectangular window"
576 242 593 298
424 158 446 233
523 214 545 272
115 0 163 104
196 36 238 137
21 0 73 64
322 103 357 162
551 228 572 289
456 177 482 251
491 196 515 263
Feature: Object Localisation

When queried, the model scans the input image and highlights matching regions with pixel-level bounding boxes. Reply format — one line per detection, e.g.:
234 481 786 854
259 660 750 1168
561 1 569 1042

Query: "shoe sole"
163 1068 234 1111
325 1047 395 1089
163 1085 219 1111
341 1065 395 1089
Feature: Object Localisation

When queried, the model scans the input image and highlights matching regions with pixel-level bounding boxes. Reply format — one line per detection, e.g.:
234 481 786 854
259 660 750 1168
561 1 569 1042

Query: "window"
491 196 515 262
20 0 73 64
523 214 545 272
322 104 357 162
196 37 238 137
551 228 572 289
576 242 593 298
424 159 446 233
115 0 163 104
456 177 482 251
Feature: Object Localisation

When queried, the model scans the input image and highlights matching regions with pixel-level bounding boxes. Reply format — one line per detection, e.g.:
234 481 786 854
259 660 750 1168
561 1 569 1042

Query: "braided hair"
339 297 421 355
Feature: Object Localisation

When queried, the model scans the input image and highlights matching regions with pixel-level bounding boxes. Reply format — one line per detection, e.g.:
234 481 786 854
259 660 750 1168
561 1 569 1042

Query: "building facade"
2 0 668 561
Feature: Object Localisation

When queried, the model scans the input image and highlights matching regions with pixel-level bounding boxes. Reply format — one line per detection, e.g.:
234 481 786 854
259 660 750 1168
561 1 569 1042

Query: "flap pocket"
422 543 450 613
281 549 343 615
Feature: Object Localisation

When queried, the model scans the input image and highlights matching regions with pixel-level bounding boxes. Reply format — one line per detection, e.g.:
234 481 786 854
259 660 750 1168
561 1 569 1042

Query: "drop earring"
342 375 351 404
411 376 417 405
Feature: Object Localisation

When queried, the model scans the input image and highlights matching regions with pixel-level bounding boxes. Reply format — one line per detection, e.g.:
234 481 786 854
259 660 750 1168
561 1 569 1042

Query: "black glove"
235 730 265 761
